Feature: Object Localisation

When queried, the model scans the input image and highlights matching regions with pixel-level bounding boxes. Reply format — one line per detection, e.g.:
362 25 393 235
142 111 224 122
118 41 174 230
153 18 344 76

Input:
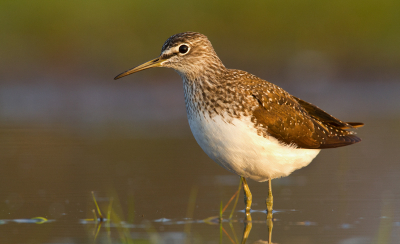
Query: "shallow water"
0 82 399 243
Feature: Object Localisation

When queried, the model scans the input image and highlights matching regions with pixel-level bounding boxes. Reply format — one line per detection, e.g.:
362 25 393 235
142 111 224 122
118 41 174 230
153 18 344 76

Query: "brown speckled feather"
249 81 363 149
185 66 363 150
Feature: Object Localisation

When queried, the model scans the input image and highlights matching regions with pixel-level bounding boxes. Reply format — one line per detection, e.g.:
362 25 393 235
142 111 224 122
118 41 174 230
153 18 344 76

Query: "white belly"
188 113 320 182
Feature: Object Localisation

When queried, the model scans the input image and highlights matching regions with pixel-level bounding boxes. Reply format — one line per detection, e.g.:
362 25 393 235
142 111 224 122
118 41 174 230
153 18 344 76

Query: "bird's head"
114 32 225 80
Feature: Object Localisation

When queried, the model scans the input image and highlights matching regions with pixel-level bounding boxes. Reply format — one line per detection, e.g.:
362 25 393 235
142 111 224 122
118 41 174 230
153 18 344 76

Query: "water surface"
0 82 399 243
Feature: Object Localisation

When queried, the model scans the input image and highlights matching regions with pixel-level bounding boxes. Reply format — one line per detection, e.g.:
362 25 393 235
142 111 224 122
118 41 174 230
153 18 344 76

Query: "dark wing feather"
250 85 362 149
293 96 364 129
346 122 364 128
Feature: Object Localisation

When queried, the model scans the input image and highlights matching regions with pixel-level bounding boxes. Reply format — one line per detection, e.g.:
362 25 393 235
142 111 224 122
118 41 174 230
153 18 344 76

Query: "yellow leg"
265 178 274 243
241 177 252 213
266 178 273 216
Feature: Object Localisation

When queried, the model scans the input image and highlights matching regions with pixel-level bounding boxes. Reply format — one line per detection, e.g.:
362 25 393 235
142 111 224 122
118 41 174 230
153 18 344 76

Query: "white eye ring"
178 44 190 54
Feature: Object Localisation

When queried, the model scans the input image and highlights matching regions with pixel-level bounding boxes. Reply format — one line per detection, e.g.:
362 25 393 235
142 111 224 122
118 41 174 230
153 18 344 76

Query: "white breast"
187 112 320 182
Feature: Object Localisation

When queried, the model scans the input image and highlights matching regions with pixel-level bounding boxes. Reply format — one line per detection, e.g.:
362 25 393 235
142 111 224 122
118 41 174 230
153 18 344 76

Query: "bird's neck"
180 57 226 84
180 72 213 119
179 65 239 121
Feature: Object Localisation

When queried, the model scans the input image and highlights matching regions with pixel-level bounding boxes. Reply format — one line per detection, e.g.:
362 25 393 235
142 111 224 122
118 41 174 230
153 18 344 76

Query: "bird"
114 32 363 213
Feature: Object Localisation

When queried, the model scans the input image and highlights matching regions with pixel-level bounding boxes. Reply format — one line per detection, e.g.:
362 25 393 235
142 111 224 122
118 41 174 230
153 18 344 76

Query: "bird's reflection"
86 191 277 244
241 213 252 244
241 211 274 244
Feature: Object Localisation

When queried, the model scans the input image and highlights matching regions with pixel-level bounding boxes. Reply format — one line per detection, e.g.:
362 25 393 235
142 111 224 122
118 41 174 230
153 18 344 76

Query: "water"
0 81 399 243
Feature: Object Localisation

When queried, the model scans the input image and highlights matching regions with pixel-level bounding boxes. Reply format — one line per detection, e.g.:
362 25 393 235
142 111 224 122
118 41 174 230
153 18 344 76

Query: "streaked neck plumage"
176 53 228 120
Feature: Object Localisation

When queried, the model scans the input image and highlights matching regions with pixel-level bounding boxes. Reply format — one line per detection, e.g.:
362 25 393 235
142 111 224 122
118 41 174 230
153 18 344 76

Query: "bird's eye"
179 45 189 54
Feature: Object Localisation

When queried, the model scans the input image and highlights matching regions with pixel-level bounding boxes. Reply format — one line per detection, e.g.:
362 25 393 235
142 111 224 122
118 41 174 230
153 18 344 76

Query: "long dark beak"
114 57 165 80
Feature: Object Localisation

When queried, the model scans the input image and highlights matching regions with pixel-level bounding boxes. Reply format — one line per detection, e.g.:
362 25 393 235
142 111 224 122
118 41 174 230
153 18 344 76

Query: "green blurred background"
1 0 399 84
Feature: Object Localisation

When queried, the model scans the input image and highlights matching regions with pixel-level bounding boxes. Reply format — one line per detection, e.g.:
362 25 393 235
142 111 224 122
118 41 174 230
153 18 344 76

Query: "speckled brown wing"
249 84 362 149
